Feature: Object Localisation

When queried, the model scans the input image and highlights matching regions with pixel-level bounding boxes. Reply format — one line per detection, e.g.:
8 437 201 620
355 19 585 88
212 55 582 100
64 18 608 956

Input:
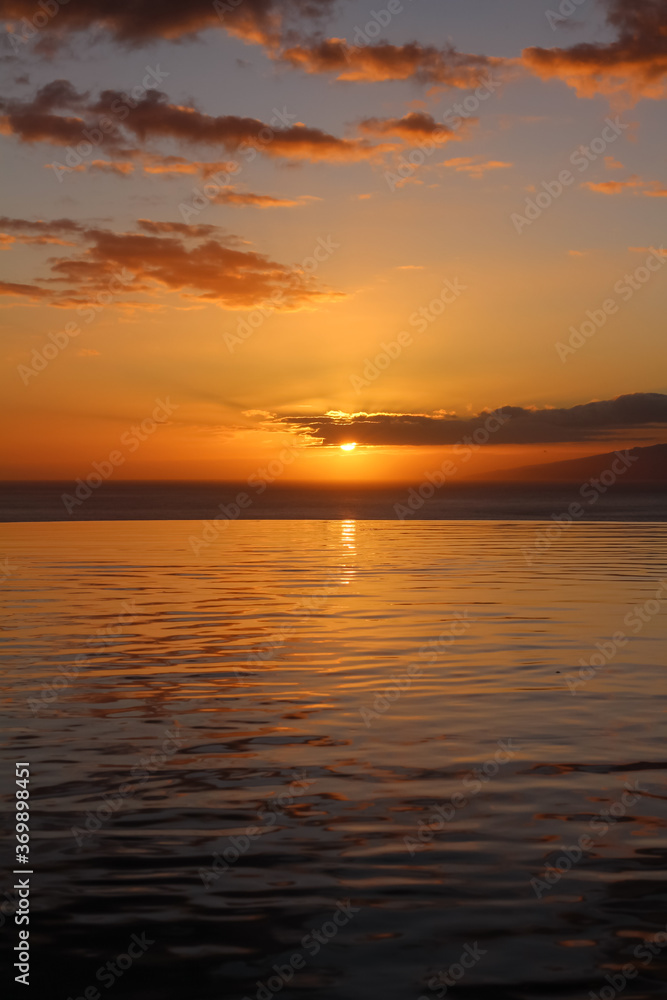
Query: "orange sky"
1 0 666 481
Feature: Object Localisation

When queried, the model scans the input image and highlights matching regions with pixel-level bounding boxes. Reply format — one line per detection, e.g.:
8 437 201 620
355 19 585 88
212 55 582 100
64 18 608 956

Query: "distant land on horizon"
473 443 667 483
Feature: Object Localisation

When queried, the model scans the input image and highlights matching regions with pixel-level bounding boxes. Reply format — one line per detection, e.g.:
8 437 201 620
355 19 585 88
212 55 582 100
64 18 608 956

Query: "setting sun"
340 443 357 452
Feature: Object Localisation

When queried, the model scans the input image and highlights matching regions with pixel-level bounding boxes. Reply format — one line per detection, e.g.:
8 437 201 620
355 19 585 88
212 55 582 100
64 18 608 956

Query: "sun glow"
340 442 357 451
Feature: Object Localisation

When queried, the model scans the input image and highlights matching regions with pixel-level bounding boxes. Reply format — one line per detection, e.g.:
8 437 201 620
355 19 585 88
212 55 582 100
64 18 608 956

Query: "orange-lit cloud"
279 38 506 86
210 188 319 208
0 231 77 247
604 155 624 169
44 153 244 180
0 216 344 310
358 111 461 143
522 0 667 100
0 279 49 299
139 154 238 177
583 176 667 195
442 156 513 178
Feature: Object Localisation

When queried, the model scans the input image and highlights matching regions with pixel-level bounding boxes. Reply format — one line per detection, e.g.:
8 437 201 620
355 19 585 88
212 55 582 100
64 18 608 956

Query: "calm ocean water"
1 481 666 521
2 520 667 999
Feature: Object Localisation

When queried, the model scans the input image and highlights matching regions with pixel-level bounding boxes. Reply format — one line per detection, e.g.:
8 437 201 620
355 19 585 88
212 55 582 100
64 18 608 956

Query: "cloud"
43 152 242 179
139 154 238 177
210 188 318 207
267 394 667 446
522 0 667 100
91 89 390 161
0 79 110 147
2 83 393 164
40 148 314 204
279 37 506 86
134 219 233 239
0 216 344 310
358 111 460 143
0 216 86 235
0 0 339 49
0 229 77 247
583 175 667 195
582 175 645 193
604 155 624 169
0 279 49 299
88 158 135 175
442 156 512 178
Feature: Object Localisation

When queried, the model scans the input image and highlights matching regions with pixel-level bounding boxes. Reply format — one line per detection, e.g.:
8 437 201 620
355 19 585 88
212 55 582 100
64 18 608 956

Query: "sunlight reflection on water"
2 520 667 999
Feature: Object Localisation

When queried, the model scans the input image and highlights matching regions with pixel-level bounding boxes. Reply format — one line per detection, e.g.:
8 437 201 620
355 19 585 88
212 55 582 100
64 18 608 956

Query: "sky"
0 0 666 482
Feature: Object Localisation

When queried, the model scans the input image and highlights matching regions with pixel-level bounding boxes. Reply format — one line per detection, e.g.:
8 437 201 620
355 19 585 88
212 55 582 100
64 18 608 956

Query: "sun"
340 442 357 451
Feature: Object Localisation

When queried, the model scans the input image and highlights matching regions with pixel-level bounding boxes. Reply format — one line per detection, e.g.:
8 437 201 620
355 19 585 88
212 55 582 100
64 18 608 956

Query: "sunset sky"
1 0 666 481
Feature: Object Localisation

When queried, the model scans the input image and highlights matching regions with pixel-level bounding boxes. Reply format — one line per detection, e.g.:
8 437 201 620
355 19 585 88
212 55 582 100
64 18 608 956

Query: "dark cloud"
0 216 86 234
135 219 237 239
270 394 667 446
0 0 338 48
1 84 392 163
358 111 461 143
0 80 100 147
523 0 667 99
90 89 388 161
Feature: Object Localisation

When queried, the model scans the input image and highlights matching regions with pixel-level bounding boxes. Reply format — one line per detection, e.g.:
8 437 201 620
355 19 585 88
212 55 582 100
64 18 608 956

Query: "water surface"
1 520 667 999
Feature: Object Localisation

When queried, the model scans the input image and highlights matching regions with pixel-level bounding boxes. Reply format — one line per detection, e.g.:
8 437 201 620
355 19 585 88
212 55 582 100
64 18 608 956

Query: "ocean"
2 518 667 998
1 480 666 521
